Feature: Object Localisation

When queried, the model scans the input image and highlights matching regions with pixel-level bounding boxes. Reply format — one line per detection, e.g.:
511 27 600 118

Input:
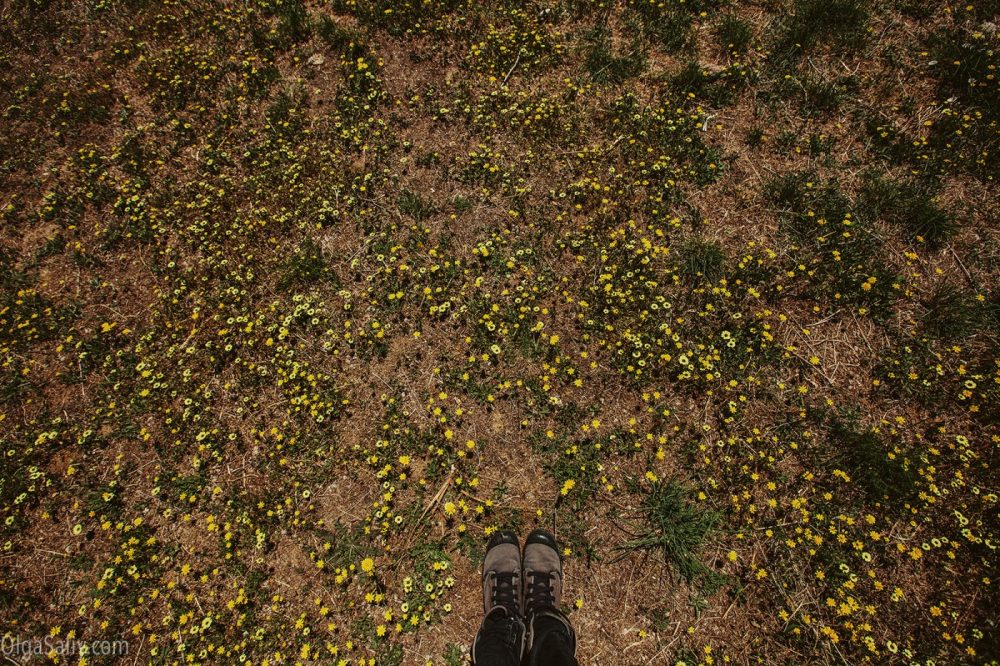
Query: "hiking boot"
522 528 564 615
481 529 522 615
473 530 525 664
522 528 576 658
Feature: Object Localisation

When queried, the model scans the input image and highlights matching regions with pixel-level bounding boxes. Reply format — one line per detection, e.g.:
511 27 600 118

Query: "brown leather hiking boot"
473 530 525 664
522 528 563 615
522 528 576 657
481 529 522 616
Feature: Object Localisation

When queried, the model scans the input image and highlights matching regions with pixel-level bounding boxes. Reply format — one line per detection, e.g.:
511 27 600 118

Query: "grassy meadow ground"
1 0 998 664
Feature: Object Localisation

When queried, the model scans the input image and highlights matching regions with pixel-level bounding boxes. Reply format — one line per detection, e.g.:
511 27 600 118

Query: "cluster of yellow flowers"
1 0 996 664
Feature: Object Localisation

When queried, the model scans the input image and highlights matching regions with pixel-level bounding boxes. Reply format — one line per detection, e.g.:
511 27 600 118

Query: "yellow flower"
360 558 375 574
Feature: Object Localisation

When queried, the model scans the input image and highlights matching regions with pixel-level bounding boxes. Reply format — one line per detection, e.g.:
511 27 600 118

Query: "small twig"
949 246 976 288
501 48 524 87
645 631 683 665
830 636 853 665
403 467 455 553
131 634 144 666
458 488 488 504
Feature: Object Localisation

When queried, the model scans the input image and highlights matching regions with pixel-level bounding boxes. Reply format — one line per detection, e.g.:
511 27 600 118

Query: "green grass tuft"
622 480 720 586
279 238 339 290
920 283 986 340
827 418 917 506
584 26 646 85
859 174 957 247
716 15 753 54
678 237 725 282
771 0 869 64
398 189 437 221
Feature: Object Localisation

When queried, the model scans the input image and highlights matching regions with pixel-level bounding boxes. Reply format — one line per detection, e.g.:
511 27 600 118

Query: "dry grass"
1 0 998 664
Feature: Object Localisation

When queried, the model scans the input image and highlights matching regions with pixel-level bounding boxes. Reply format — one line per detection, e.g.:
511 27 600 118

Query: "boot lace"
490 571 519 612
526 571 556 613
